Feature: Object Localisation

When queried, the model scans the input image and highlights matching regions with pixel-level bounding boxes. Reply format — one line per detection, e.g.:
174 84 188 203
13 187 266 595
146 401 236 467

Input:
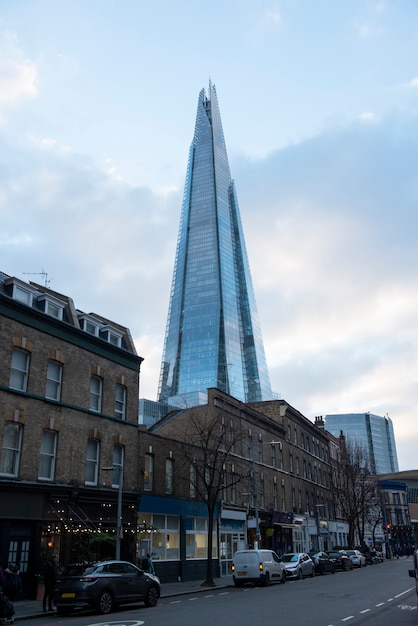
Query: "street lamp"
102 464 123 560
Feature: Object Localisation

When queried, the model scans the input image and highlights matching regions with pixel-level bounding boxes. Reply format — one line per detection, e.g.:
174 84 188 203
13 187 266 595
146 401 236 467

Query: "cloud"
0 32 38 109
1 101 417 468
404 77 418 88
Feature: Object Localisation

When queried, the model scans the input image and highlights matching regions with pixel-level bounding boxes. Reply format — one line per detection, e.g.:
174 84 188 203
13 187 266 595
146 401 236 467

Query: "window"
112 445 124 488
190 464 196 498
100 325 123 347
185 517 217 559
45 360 62 401
37 294 65 320
140 513 179 561
78 315 100 336
230 465 236 503
260 474 265 508
9 349 30 392
85 439 100 485
89 376 102 412
115 384 126 419
165 458 174 494
38 430 57 480
271 443 276 467
144 453 153 491
1 423 22 476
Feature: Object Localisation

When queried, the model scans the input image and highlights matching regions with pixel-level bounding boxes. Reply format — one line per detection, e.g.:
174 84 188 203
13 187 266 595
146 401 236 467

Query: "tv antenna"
23 269 51 288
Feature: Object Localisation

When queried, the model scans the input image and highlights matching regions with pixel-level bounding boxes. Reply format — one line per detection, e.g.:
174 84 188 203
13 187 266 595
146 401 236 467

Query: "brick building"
0 272 143 597
134 389 348 582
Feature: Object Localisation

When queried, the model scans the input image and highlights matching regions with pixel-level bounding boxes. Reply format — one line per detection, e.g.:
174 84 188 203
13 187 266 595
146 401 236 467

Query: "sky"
1 0 417 471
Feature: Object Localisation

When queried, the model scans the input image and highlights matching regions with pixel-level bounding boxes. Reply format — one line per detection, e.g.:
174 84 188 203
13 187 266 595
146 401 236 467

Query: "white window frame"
140 513 180 561
9 348 30 392
89 375 102 412
38 430 57 481
85 439 100 485
112 444 124 488
45 360 62 401
37 294 65 320
1 423 23 476
115 384 126 419
185 517 217 560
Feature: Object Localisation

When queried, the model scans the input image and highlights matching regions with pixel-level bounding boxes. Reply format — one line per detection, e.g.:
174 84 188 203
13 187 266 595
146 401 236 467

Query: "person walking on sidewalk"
3 563 22 600
42 554 58 612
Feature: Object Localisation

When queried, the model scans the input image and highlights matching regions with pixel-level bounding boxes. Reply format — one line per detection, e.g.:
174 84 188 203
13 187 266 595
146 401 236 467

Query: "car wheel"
311 567 315 577
144 584 160 607
281 571 286 584
319 565 325 575
261 572 270 587
331 566 335 574
97 590 114 615
298 568 303 580
234 579 244 588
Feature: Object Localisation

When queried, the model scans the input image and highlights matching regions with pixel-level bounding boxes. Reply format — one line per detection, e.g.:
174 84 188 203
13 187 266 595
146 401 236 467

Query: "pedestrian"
3 563 21 601
42 554 58 612
146 552 155 575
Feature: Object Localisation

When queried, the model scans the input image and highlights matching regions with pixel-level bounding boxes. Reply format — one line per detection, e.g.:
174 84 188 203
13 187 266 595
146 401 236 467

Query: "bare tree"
331 439 379 547
173 405 249 586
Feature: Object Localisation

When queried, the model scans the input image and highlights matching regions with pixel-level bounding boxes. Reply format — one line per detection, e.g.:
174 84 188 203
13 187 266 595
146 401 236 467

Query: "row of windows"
6 277 124 347
9 348 127 419
0 421 125 485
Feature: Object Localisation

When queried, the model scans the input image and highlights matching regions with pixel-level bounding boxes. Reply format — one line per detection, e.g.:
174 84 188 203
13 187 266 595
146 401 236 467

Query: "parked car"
345 549 366 568
53 560 160 615
327 550 353 571
231 549 286 587
408 549 418 609
280 553 315 579
308 551 335 575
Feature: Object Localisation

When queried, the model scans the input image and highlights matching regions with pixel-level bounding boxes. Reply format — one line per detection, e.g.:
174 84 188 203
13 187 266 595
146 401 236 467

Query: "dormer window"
37 294 65 320
78 314 100 337
4 278 37 306
100 325 123 347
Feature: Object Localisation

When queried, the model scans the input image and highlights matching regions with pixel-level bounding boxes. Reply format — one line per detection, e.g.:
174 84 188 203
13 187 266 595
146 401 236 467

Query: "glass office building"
158 82 272 405
325 412 399 474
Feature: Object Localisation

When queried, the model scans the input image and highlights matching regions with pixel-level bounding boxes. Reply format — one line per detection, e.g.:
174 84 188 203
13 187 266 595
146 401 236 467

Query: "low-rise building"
0 272 143 597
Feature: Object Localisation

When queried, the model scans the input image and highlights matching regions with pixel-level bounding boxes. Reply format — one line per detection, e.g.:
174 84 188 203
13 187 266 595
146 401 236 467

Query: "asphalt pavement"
9 577 230 622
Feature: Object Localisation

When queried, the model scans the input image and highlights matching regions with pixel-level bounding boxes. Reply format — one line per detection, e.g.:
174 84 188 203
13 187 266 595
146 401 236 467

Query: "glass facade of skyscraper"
325 412 399 474
158 82 272 405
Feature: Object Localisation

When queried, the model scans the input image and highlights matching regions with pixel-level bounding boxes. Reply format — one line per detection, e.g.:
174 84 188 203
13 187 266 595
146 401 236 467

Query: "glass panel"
38 430 57 480
45 361 62 400
9 349 29 391
89 376 102 411
1 423 22 475
85 439 99 485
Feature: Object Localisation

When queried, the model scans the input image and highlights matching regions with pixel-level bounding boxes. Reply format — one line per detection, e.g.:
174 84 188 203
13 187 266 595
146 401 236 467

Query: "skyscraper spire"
158 82 272 405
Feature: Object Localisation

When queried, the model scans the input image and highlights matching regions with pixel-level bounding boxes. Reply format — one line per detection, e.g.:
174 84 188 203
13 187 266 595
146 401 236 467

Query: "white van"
231 549 286 587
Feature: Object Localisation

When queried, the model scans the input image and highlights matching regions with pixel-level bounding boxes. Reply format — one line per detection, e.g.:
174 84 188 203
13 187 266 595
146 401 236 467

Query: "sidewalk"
11 577 231 622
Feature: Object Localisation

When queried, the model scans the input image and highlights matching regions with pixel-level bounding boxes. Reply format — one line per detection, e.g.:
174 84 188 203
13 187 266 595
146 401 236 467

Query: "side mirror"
408 569 416 578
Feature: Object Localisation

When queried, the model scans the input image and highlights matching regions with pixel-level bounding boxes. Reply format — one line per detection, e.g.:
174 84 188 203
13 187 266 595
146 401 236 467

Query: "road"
26 557 417 626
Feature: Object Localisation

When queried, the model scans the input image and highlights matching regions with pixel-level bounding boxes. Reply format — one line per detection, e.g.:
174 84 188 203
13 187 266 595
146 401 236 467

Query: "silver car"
280 552 315 579
54 560 160 615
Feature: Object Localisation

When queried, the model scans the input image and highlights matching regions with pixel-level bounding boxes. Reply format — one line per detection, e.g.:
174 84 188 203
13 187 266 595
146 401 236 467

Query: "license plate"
237 572 247 577
61 593 76 598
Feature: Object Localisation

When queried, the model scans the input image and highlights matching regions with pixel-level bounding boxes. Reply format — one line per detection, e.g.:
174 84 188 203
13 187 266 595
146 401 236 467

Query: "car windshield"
281 554 298 563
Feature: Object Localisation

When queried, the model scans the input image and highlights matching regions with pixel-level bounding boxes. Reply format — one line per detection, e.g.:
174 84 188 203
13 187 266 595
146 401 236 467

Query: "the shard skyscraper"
158 82 272 405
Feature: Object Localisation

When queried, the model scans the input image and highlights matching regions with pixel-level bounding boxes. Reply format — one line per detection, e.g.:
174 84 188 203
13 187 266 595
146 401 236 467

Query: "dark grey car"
53 560 160 615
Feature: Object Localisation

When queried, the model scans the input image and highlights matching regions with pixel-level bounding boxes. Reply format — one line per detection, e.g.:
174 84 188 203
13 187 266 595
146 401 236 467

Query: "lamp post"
102 464 123 560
